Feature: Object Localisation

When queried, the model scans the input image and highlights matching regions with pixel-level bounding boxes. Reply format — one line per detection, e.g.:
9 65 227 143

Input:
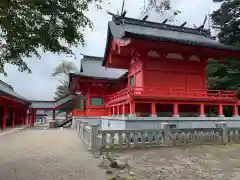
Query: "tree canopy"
0 0 92 75
52 60 78 100
207 0 240 91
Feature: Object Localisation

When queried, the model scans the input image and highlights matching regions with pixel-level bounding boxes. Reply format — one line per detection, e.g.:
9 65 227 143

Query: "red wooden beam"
132 39 240 60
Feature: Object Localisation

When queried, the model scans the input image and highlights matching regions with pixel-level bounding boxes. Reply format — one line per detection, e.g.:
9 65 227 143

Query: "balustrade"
107 86 237 103
76 121 240 153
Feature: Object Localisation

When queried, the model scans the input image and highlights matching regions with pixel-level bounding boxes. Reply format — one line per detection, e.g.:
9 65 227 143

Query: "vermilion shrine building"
69 14 240 119
0 79 77 130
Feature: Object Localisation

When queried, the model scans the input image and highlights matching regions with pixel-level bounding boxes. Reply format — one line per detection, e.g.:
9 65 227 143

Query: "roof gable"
106 14 240 51
103 14 240 66
80 54 127 79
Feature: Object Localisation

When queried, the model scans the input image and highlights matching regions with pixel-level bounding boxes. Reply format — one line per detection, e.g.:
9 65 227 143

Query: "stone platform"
72 115 240 130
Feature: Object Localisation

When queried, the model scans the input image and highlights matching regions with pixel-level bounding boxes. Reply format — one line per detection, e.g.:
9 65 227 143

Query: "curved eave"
103 25 113 67
0 90 30 105
124 32 240 54
69 73 118 81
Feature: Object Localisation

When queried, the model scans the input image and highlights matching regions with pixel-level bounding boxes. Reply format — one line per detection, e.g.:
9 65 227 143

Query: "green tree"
207 0 240 90
0 0 178 75
0 0 92 75
207 0 240 116
52 60 78 100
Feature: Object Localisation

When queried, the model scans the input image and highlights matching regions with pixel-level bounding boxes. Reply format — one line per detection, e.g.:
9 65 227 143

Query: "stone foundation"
100 116 240 130
49 121 57 128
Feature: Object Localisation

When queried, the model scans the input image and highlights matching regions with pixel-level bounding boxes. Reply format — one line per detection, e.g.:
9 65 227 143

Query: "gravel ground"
0 127 108 180
113 145 240 180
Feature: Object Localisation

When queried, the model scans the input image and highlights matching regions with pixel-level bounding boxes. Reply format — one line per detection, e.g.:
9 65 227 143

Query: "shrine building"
69 13 240 120
0 80 78 130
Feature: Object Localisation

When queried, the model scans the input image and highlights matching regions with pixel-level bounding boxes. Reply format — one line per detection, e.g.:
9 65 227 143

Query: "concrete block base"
49 121 57 128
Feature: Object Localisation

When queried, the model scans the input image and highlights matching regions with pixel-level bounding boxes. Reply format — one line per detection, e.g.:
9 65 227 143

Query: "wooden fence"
76 121 239 152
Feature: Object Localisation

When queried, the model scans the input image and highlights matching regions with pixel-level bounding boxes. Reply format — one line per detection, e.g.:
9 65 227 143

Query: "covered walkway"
0 78 79 129
28 93 79 126
0 128 107 180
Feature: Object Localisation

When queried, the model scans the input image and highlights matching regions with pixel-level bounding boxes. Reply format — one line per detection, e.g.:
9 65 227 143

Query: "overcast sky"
0 0 220 100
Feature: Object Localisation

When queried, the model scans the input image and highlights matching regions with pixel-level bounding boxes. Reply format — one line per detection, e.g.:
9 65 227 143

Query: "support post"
12 110 15 128
129 102 136 117
52 109 56 121
162 123 170 146
31 109 35 127
173 103 179 117
200 104 205 117
151 103 157 117
122 104 126 116
90 124 99 153
233 104 239 117
2 105 7 129
216 122 228 144
23 109 27 125
112 106 115 116
117 105 120 116
218 104 224 117
28 110 32 126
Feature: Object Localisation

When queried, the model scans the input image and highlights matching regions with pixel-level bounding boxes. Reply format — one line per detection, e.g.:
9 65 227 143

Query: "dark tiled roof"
0 80 29 103
69 73 118 81
103 14 240 65
80 54 127 79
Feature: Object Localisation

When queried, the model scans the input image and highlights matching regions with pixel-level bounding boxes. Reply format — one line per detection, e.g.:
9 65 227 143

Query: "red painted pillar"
130 102 136 116
173 103 179 117
31 109 35 126
23 109 27 125
218 104 223 116
33 109 36 124
200 104 205 117
52 109 55 121
117 106 120 116
2 105 7 129
27 110 30 125
112 106 115 116
30 110 33 127
29 110 31 125
233 104 239 116
12 110 15 128
151 103 157 117
122 104 126 116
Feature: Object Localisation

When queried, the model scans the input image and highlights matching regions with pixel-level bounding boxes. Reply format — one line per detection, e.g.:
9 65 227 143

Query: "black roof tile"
103 14 240 66
79 54 127 79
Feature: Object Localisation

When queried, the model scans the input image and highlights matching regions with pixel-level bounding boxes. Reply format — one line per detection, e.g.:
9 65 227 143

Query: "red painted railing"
107 86 237 102
107 88 131 101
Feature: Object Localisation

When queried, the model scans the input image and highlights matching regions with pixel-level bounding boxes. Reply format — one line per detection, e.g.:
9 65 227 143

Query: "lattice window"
91 97 103 107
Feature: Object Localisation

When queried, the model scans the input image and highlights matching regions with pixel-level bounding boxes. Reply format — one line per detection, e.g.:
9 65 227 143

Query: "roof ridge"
81 53 104 61
0 80 14 90
112 14 211 37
